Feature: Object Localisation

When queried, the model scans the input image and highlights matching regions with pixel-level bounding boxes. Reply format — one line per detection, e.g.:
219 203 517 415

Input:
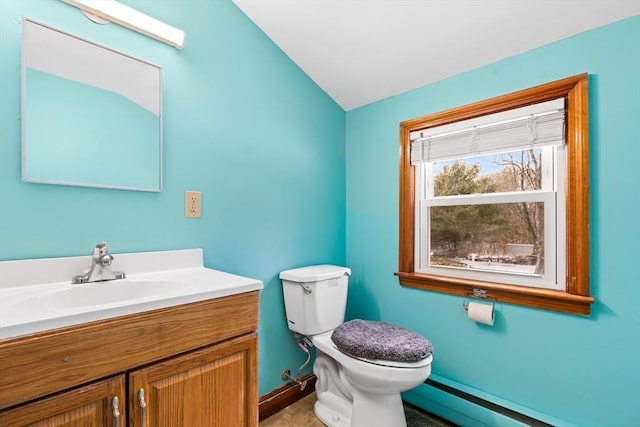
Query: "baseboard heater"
424 379 554 427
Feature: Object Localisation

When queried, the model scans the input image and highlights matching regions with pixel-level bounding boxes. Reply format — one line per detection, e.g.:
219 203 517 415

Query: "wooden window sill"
396 272 594 315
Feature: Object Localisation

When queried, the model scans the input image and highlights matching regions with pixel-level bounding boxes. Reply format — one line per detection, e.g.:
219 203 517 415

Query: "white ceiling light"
61 0 185 49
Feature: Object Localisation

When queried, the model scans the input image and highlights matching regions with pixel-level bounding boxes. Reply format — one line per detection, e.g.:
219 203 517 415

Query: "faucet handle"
93 242 108 258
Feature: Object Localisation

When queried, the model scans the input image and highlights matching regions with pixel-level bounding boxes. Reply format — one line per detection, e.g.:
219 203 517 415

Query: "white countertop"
0 249 263 340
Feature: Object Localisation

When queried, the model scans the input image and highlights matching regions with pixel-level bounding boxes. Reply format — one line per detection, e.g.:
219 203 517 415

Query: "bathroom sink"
45 279 182 309
0 248 263 340
6 279 185 314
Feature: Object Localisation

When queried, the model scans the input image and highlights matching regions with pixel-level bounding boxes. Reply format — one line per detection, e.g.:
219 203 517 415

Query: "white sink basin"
0 249 263 339
44 279 182 309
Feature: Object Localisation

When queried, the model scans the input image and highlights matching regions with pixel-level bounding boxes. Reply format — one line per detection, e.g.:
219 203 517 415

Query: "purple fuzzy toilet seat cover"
331 319 433 363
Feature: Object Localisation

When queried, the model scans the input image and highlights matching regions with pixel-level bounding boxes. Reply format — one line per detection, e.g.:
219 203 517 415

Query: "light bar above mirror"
60 0 185 49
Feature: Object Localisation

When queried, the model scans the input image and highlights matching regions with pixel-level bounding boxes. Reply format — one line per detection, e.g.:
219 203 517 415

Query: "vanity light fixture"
61 0 185 49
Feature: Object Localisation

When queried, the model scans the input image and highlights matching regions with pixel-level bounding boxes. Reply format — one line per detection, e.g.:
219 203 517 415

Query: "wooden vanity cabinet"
0 334 256 427
0 376 126 427
129 333 257 427
0 291 259 427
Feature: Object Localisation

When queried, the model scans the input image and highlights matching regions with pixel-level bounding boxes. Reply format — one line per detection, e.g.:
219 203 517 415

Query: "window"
414 99 565 290
397 74 593 315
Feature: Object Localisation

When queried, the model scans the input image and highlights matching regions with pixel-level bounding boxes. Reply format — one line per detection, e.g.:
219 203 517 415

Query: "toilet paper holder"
463 288 495 311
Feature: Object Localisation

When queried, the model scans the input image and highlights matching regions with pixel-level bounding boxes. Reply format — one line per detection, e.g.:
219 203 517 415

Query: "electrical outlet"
185 191 201 218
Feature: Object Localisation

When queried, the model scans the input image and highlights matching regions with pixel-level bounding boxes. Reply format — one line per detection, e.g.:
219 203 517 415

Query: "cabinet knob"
111 396 120 427
138 388 147 427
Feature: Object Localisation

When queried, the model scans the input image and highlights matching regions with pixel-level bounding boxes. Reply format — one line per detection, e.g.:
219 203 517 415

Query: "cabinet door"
129 332 258 427
0 375 125 427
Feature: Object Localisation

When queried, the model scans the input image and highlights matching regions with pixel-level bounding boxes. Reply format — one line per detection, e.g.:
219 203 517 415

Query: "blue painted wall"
0 0 345 396
345 14 640 427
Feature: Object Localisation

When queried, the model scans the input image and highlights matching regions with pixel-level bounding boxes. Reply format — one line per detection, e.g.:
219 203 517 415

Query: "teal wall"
0 0 345 396
345 14 640 427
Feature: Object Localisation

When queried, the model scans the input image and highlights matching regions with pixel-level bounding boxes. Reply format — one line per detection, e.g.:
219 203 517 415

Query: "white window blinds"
410 98 565 164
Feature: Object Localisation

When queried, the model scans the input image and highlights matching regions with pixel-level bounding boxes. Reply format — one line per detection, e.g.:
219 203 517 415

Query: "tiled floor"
260 393 323 427
259 393 457 427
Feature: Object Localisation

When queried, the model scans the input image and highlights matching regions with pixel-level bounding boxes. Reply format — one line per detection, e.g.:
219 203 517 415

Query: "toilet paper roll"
467 301 494 326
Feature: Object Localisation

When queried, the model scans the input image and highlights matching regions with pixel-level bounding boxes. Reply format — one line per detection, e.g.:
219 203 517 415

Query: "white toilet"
280 265 433 427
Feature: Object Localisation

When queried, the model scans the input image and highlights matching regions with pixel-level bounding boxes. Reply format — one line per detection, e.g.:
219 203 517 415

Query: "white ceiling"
232 0 640 111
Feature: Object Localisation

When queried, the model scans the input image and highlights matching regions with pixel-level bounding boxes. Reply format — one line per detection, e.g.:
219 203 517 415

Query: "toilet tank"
279 265 351 336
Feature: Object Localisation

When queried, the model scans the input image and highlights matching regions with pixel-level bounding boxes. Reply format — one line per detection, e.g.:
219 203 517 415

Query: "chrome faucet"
72 242 126 284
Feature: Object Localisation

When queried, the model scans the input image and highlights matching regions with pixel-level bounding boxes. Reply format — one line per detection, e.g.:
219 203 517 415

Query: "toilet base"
314 397 350 427
350 388 406 427
313 389 408 427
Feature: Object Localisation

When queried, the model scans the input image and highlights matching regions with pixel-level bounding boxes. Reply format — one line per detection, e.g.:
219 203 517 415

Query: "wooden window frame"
396 74 593 315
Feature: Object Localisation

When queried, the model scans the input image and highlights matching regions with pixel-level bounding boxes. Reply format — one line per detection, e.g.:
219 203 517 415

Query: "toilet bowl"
312 332 432 427
279 265 433 427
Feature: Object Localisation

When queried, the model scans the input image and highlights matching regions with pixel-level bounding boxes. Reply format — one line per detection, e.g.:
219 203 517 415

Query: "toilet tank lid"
279 265 351 282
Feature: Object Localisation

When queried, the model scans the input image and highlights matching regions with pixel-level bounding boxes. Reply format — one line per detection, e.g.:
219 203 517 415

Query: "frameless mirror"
21 18 162 192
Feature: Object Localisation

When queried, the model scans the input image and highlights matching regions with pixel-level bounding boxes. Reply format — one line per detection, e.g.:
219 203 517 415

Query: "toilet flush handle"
298 282 312 294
